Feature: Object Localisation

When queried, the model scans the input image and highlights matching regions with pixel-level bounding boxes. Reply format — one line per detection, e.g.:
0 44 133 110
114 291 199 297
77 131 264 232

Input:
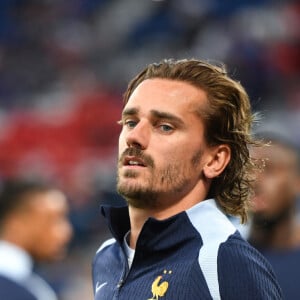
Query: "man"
0 179 73 300
92 59 282 299
248 131 300 299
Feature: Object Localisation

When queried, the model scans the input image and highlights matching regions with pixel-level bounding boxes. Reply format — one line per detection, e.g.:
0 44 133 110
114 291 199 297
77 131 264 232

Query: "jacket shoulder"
218 235 283 300
0 275 38 300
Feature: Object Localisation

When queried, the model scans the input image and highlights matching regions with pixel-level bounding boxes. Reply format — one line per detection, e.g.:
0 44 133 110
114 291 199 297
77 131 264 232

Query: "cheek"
155 149 197 176
268 174 289 194
41 220 72 247
51 220 73 244
165 145 201 166
264 176 291 206
118 132 127 154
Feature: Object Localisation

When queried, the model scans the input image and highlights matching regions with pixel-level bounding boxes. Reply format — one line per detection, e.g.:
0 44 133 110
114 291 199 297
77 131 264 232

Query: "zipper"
113 247 130 299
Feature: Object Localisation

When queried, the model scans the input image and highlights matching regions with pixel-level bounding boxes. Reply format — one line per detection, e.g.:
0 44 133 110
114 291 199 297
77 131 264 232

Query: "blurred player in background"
0 179 73 300
249 131 300 299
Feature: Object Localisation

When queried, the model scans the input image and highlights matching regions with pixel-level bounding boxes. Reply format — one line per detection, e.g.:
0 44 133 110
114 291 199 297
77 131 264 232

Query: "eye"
159 124 173 132
125 120 138 129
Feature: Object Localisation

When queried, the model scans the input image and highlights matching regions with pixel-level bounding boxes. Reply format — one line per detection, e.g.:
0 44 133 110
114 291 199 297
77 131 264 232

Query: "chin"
117 180 143 195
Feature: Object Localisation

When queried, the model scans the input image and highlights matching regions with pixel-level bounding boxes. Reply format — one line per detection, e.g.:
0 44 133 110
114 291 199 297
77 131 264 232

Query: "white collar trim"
0 240 33 282
123 231 135 268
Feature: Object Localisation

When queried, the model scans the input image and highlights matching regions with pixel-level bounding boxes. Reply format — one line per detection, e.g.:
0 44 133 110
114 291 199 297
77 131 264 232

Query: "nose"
125 120 150 150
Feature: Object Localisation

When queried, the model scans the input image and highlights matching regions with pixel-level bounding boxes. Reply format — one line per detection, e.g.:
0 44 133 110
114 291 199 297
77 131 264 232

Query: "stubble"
117 148 203 209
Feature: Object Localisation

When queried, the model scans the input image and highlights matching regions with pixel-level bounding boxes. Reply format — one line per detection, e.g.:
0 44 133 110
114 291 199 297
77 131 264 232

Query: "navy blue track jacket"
0 275 37 300
92 199 282 299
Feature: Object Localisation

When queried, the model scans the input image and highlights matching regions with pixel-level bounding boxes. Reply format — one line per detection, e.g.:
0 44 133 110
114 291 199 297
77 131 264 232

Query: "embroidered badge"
148 270 172 300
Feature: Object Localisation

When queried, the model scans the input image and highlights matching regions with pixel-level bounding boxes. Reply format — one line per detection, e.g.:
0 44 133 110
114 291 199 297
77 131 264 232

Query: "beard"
252 205 292 228
117 147 203 209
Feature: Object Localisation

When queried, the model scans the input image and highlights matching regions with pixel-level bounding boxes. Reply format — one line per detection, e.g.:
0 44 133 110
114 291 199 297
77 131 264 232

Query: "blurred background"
0 0 299 299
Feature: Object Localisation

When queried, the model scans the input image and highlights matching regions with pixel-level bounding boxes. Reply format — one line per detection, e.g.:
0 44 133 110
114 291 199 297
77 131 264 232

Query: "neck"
0 224 33 255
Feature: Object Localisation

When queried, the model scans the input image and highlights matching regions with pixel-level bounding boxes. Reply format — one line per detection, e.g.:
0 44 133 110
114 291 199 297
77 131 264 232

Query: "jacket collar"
101 202 207 251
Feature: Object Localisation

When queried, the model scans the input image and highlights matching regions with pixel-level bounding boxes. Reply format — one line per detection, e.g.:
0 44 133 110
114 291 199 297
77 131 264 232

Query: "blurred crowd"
0 0 299 299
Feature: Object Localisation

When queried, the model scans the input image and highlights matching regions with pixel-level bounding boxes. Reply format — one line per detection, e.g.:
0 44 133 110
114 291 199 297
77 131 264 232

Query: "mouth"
123 156 146 167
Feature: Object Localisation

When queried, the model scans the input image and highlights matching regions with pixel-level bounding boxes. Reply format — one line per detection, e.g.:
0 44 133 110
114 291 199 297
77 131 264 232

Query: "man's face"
251 143 299 220
25 190 73 261
117 78 211 209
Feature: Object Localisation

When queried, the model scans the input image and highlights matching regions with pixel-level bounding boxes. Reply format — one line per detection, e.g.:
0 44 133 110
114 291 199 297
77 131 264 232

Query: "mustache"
119 147 155 168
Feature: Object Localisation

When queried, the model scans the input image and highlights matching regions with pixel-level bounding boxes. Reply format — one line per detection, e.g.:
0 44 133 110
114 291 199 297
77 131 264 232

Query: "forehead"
29 190 68 214
125 78 208 113
252 143 297 166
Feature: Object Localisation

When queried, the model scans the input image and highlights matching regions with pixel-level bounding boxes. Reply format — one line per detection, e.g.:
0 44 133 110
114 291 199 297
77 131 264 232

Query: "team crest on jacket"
148 270 172 300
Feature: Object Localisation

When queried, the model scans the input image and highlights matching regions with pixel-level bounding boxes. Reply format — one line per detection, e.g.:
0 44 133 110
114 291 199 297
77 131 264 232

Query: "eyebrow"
150 110 185 126
122 107 139 118
121 107 185 126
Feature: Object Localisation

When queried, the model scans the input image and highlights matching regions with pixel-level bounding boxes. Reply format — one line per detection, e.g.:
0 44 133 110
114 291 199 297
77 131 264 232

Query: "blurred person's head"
118 58 258 222
0 179 73 262
250 133 300 224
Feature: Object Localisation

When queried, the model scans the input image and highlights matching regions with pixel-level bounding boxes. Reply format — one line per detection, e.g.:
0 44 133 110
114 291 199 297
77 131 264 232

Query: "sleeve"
217 237 283 300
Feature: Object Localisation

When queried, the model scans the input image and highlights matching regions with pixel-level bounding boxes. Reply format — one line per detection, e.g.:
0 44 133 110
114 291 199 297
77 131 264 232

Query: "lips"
123 156 146 167
119 148 154 168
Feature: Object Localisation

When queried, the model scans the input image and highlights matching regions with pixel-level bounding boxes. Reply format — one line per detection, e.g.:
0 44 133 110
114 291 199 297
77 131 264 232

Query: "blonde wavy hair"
123 59 259 223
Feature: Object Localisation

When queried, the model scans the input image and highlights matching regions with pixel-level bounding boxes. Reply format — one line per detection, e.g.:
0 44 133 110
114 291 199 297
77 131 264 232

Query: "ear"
203 144 231 179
